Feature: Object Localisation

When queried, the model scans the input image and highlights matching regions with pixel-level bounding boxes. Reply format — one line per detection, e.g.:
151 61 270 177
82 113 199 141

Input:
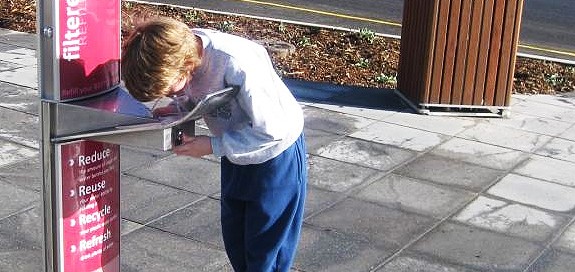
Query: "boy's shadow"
284 78 414 113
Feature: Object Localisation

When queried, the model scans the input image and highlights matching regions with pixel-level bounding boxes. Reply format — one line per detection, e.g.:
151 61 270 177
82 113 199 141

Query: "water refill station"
37 0 237 271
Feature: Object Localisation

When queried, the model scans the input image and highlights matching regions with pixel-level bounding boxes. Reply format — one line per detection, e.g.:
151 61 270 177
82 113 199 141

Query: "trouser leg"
220 134 307 272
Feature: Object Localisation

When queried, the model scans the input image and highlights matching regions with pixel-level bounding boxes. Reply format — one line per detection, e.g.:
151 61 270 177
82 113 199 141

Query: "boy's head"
121 17 202 102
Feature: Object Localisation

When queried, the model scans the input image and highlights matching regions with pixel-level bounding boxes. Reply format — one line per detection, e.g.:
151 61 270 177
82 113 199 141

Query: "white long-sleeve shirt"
184 28 304 165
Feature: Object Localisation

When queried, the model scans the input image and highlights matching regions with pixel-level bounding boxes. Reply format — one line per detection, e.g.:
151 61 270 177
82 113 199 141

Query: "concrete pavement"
1 27 575 271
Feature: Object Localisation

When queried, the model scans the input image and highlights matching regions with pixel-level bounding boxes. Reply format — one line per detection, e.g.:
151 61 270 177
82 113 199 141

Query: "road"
149 0 575 62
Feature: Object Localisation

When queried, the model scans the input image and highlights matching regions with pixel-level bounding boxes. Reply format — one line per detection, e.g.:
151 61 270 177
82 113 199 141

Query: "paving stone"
431 138 529 170
0 140 37 170
381 112 477 136
0 151 41 192
453 196 566 242
375 253 480 272
120 219 144 236
355 174 474 218
294 226 394 272
0 60 22 72
514 94 575 110
457 122 552 152
307 155 379 192
555 222 575 254
303 127 343 155
0 29 36 49
0 206 43 272
316 137 416 171
351 122 448 152
482 112 573 136
488 174 575 212
125 155 220 195
304 106 375 135
512 99 575 123
528 250 575 272
0 82 39 115
304 185 340 218
535 138 575 163
394 154 504 192
120 175 203 224
310 102 397 121
412 222 542 271
559 124 575 141
149 197 224 248
307 198 435 247
119 145 171 171
0 65 37 89
0 47 36 66
121 226 229 272
514 155 575 187
0 180 38 219
0 109 39 149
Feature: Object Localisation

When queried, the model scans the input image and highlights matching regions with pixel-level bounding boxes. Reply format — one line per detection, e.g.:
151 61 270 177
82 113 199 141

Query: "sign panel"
56 140 120 272
58 0 120 100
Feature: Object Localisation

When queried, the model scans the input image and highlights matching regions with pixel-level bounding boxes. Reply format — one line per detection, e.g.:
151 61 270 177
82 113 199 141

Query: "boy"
121 17 307 272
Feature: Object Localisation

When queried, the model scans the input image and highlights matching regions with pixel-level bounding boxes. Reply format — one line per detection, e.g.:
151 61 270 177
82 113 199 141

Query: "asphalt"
1 26 575 271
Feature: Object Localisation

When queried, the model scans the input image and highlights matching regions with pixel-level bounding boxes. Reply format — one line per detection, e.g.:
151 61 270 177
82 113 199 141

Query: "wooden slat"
439 0 462 104
398 0 417 102
410 1 426 100
484 0 506 106
451 0 473 105
422 0 441 101
429 0 451 104
495 0 517 105
473 0 496 105
505 0 525 105
462 0 485 105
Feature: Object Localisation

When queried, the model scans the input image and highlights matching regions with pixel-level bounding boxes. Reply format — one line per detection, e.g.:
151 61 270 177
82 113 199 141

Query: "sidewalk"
1 28 575 271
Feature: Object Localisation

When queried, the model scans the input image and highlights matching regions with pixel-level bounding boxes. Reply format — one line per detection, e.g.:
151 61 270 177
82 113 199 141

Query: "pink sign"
57 140 120 272
58 0 120 100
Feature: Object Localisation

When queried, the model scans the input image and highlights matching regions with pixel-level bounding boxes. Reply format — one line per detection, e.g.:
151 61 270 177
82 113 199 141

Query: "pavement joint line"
301 164 387 221
522 214 575 272
124 216 227 252
121 194 212 234
0 135 40 151
0 203 37 222
121 171 218 197
0 104 40 117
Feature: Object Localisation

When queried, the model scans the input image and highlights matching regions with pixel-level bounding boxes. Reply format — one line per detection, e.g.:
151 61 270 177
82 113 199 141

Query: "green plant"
358 28 376 43
545 73 565 87
122 2 133 9
354 58 370 68
375 73 397 85
278 22 286 34
297 36 311 47
217 21 235 32
183 9 199 22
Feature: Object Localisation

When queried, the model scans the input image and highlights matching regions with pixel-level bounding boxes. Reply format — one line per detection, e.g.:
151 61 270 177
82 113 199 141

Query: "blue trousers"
220 133 307 272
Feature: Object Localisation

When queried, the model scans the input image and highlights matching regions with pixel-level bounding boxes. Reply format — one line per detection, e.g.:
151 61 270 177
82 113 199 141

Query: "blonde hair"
121 17 202 101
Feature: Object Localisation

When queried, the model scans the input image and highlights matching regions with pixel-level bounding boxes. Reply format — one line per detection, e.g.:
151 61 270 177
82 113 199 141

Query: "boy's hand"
173 135 213 157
